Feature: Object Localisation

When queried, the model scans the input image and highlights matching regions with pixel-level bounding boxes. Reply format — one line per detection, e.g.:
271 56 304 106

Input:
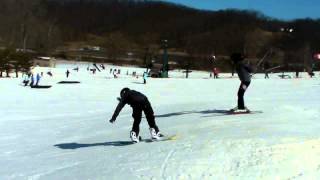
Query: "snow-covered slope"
1 62 320 179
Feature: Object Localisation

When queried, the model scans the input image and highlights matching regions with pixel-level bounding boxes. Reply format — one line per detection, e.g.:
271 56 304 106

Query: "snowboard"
226 110 263 115
30 85 52 89
57 81 80 84
141 134 178 143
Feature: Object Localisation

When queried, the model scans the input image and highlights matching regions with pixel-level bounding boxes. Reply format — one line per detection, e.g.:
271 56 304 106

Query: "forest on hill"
1 0 320 72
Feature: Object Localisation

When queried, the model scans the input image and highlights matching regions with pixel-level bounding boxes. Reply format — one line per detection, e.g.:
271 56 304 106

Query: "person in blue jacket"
143 71 148 84
35 73 41 86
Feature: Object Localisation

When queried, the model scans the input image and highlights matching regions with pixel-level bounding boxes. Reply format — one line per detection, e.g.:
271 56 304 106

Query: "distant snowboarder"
230 53 253 112
213 67 219 79
264 62 270 79
22 73 30 86
30 74 34 86
295 69 299 78
66 70 70 78
143 71 148 84
35 73 41 86
109 88 162 143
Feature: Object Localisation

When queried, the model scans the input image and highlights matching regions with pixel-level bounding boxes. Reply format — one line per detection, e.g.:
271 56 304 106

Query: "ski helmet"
120 87 130 98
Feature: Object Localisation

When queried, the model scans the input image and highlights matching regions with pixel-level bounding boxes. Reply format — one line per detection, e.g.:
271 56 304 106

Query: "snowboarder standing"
264 62 270 79
143 71 148 84
30 74 34 86
66 70 70 78
22 73 30 86
109 88 162 143
213 67 219 79
230 53 253 112
35 73 41 86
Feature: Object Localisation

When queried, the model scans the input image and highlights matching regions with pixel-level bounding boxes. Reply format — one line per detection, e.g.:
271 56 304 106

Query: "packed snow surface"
1 61 320 179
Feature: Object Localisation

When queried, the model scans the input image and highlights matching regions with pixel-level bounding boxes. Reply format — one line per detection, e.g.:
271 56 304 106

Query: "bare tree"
0 49 11 77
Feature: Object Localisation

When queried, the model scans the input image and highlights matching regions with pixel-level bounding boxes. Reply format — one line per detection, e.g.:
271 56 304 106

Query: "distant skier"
230 53 253 112
109 88 162 143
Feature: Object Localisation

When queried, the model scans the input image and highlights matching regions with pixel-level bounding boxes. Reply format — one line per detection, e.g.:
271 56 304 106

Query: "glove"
109 118 116 123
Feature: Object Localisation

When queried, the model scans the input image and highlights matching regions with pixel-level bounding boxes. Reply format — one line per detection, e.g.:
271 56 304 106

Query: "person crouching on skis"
109 87 162 143
230 53 253 112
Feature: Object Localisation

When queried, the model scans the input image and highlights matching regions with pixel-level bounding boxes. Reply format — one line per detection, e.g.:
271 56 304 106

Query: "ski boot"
130 131 140 143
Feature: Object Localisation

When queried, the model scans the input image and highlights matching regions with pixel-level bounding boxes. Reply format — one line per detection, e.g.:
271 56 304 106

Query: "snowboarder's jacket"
143 72 148 79
235 61 253 83
111 89 149 120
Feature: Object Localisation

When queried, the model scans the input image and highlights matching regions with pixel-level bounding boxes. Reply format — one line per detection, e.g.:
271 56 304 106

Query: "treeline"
0 49 33 78
1 0 320 72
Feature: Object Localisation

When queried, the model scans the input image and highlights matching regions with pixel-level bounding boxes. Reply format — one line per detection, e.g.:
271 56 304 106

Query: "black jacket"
235 61 253 82
111 90 148 120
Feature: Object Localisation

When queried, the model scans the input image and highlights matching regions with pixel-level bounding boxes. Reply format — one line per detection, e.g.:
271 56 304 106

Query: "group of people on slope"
22 66 43 87
108 52 253 143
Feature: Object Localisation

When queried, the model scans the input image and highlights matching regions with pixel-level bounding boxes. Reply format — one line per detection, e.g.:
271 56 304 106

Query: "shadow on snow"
155 109 230 118
54 141 134 149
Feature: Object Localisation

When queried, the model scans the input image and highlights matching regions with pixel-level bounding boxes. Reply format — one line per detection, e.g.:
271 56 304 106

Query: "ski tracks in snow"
27 162 81 180
160 148 176 179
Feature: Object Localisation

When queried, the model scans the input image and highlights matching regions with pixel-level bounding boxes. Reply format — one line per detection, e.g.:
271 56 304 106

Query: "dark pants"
23 80 29 86
30 79 34 87
237 81 250 109
131 100 159 135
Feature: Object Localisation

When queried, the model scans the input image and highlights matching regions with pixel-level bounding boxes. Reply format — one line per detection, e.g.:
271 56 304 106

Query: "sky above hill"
162 0 320 20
